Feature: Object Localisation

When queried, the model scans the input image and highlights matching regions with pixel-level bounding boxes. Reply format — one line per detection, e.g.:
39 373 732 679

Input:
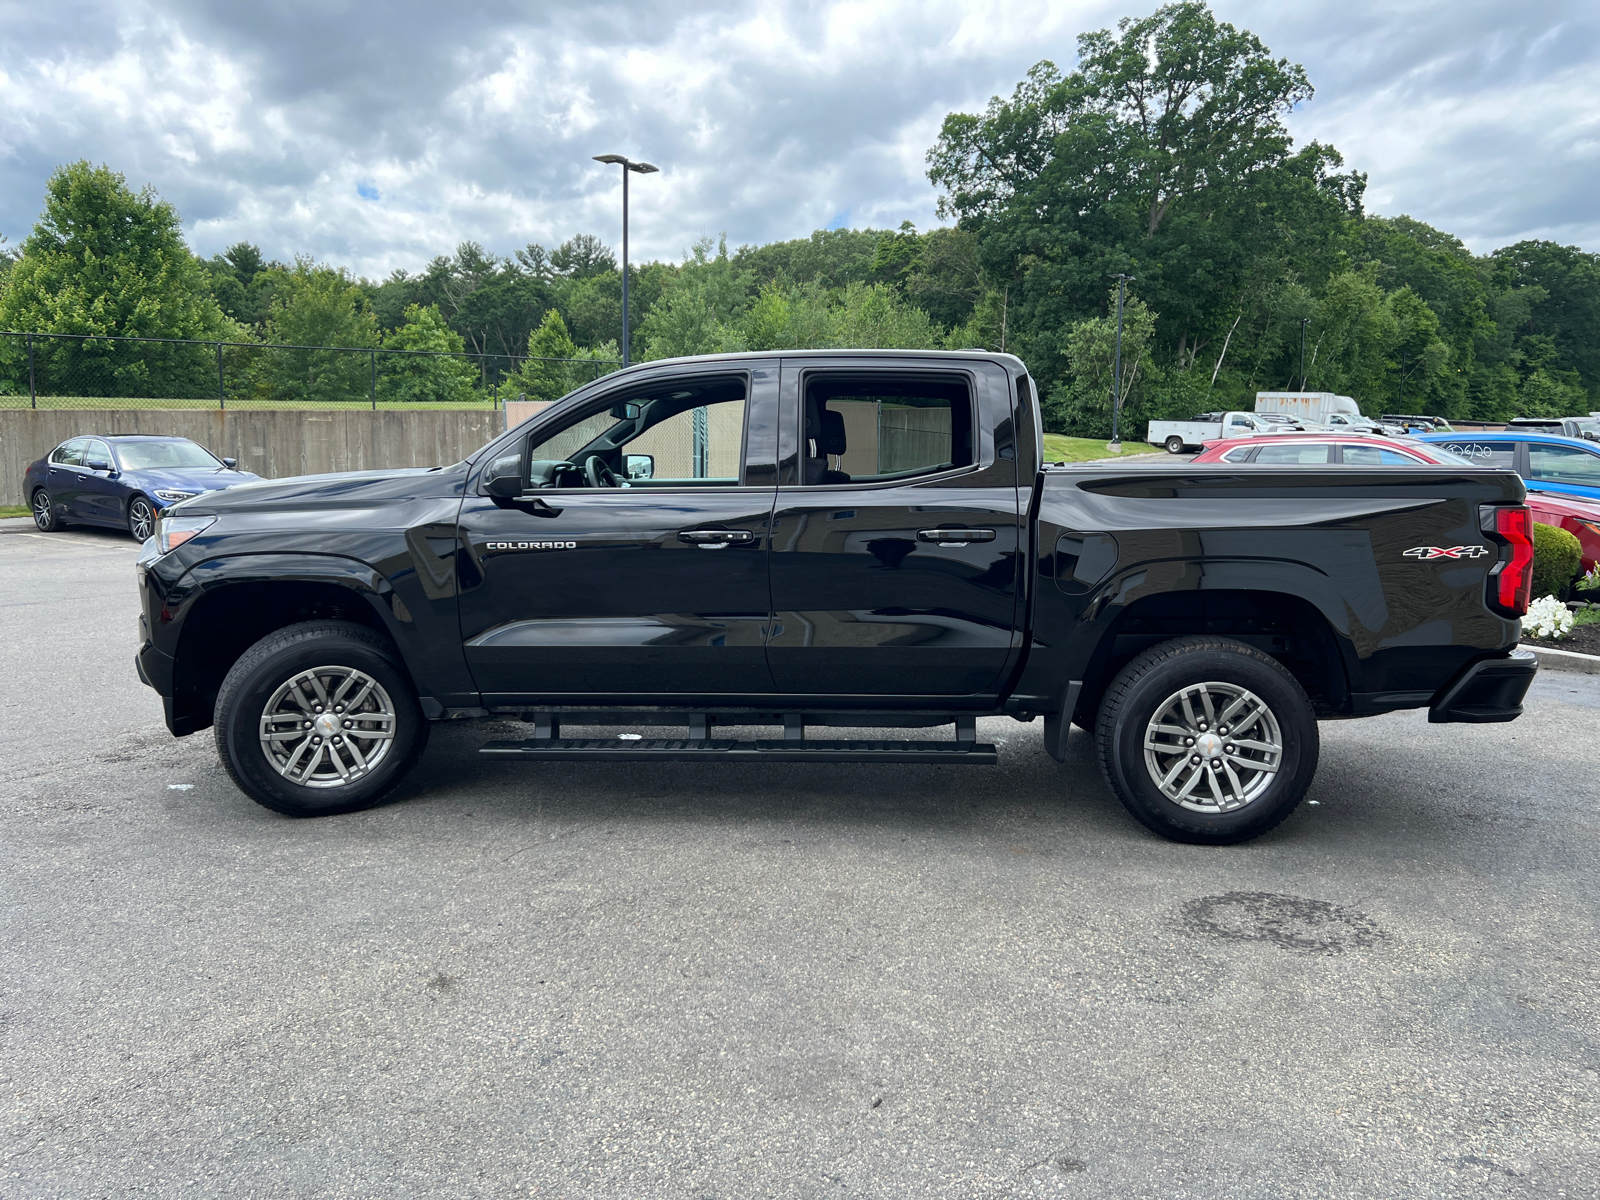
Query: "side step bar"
480 738 997 764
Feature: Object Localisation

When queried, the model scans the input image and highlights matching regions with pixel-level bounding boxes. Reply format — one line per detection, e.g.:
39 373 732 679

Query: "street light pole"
1299 317 1310 390
1109 273 1134 451
593 154 659 368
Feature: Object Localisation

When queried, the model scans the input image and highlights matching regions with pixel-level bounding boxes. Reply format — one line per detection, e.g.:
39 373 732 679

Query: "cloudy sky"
1 0 1595 277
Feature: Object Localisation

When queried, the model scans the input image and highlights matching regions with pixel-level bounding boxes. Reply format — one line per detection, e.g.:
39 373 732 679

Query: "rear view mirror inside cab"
610 401 642 420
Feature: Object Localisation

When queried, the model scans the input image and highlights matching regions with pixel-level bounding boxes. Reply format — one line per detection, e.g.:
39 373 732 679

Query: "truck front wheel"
1164 436 1186 454
1094 637 1318 844
213 621 430 817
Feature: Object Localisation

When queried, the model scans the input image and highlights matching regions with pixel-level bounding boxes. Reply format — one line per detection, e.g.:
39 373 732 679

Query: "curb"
1522 643 1600 674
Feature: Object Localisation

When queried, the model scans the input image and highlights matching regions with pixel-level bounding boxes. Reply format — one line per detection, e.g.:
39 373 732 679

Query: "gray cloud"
0 0 1594 277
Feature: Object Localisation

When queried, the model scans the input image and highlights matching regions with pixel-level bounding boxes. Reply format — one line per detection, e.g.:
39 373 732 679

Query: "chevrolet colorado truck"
134 350 1539 844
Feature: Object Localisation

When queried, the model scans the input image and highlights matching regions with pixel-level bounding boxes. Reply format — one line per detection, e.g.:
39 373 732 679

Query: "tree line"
1 0 1596 427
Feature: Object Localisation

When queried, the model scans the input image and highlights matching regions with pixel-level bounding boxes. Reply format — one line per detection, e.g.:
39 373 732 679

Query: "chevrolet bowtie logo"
1402 545 1491 560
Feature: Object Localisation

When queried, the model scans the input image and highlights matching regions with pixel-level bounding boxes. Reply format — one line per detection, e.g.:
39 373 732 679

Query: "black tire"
127 494 156 542
1094 636 1318 845
214 621 430 817
31 488 62 532
1165 436 1186 454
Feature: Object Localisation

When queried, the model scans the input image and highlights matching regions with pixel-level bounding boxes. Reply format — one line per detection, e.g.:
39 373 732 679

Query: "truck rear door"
764 357 1023 698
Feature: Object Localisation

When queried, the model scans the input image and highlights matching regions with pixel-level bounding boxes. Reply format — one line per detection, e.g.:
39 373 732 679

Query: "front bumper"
1428 648 1538 723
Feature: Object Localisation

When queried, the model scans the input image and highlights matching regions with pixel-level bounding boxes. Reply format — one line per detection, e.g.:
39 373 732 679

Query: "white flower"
1524 595 1575 641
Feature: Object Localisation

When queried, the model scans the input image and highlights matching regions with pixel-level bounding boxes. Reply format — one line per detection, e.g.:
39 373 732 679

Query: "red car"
1527 492 1600 575
1191 434 1471 466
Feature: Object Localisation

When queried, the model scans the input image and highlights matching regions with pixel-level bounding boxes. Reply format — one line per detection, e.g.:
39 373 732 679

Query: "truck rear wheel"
1164 436 1186 454
213 621 429 817
1094 637 1318 844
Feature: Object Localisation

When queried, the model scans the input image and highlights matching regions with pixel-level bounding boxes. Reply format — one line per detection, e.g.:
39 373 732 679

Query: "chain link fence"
0 330 621 410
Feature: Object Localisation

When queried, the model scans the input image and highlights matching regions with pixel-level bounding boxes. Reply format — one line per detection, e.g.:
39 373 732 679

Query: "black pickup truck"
134 350 1538 843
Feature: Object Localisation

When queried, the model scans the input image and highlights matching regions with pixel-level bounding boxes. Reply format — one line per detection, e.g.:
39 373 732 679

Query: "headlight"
154 515 217 554
154 489 199 503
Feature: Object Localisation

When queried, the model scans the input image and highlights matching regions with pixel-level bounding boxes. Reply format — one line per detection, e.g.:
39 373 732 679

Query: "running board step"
479 738 998 764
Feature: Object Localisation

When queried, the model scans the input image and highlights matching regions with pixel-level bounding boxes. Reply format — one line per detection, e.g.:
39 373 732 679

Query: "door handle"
679 529 755 549
918 528 996 545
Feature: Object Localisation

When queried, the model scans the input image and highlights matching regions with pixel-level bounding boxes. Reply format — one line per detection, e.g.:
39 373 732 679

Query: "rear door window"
1528 443 1600 487
1341 444 1424 466
1254 443 1333 464
1438 440 1516 469
800 373 974 485
50 439 89 467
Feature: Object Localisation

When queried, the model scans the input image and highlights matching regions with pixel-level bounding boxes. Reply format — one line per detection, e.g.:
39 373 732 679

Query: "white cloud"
0 0 1594 277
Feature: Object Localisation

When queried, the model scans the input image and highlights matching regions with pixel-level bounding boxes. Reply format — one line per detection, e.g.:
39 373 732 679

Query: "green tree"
1045 287 1160 436
640 237 754 360
504 309 618 401
378 304 480 403
254 258 379 403
0 161 233 398
926 3 1361 426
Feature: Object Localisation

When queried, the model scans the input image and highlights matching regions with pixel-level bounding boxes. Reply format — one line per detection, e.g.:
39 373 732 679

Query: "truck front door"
456 365 780 702
764 359 1024 698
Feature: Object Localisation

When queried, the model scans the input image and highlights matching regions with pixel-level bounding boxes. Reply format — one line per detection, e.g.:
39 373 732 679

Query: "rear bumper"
1428 648 1538 723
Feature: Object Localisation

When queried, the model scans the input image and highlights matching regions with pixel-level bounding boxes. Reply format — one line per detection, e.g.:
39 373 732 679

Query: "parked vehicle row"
25 436 260 539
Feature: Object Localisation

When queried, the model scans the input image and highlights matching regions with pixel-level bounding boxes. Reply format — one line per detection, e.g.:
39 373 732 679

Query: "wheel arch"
170 562 405 730
1072 588 1352 724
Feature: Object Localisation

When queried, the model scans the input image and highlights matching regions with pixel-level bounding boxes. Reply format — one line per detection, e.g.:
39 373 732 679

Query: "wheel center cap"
313 713 341 737
1195 732 1224 758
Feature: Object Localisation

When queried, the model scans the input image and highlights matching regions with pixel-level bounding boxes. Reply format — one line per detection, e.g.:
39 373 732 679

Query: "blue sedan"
1417 430 1600 504
25 435 262 540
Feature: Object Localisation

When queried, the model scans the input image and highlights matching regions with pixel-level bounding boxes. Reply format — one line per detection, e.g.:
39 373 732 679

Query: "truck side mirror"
483 452 524 500
625 454 654 480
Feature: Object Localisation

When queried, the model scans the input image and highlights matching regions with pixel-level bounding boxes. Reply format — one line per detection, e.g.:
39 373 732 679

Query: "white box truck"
1255 391 1393 435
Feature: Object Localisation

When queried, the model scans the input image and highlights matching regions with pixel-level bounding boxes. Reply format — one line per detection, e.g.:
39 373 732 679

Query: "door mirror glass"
625 454 654 480
610 401 642 420
483 452 524 499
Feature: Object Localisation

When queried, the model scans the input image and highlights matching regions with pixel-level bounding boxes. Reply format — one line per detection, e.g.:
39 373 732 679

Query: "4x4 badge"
1403 545 1490 560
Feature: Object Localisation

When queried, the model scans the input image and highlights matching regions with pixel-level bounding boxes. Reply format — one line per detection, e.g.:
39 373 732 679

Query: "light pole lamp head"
593 154 659 174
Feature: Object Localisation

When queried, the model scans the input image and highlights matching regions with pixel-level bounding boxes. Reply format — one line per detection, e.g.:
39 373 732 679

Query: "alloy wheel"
257 665 397 789
128 497 156 541
1142 681 1283 813
32 491 52 530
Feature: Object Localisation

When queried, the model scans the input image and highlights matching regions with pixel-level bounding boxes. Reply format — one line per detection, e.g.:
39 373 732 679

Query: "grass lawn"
1042 433 1160 462
0 505 28 518
0 396 505 412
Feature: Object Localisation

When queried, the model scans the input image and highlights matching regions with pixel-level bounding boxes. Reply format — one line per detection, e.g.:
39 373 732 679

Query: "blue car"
25 434 262 540
1417 430 1600 504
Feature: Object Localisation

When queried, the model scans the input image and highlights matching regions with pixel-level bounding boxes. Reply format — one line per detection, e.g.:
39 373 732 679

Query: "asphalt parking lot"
3 518 1598 1199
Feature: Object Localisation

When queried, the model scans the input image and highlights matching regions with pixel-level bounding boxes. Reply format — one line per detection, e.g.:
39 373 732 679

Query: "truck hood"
173 466 457 514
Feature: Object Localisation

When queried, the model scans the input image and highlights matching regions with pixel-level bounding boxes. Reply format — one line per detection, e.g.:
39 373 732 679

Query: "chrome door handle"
678 529 755 549
917 528 996 544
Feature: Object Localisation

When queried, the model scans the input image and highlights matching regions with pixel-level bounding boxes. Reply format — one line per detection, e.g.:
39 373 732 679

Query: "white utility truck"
1255 391 1393 435
1147 411 1275 454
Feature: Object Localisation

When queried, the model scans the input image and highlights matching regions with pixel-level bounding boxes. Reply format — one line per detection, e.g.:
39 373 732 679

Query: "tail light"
1482 505 1534 617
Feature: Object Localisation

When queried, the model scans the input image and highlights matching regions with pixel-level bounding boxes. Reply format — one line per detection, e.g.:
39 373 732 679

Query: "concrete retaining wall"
0 408 509 506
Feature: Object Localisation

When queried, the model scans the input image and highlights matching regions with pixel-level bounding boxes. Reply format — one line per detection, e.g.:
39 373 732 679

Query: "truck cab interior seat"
804 405 852 485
